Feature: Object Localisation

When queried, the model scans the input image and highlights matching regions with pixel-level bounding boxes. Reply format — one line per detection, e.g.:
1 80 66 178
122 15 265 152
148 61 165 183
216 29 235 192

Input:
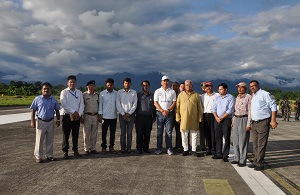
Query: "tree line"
0 81 299 101
0 81 122 96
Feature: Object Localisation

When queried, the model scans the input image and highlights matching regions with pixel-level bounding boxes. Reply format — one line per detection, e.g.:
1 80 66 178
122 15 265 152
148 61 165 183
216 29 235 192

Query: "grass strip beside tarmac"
265 169 300 195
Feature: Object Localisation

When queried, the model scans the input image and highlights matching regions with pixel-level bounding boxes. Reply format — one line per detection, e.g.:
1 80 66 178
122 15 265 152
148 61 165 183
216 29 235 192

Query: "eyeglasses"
142 85 149 87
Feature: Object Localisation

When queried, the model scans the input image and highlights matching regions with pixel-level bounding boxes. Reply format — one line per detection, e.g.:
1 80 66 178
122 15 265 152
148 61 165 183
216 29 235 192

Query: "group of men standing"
30 75 278 171
200 80 277 170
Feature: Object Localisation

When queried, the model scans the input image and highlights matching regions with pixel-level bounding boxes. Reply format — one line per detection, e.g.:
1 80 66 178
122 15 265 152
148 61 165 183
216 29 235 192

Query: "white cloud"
45 49 80 66
0 0 299 88
233 4 300 41
24 24 62 42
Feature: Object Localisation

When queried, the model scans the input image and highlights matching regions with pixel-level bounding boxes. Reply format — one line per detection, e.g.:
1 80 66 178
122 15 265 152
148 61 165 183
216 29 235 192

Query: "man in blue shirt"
248 80 278 171
212 83 235 162
30 82 61 163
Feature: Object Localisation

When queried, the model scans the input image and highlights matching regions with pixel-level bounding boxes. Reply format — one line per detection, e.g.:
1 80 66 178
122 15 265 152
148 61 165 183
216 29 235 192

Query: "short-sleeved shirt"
30 95 60 120
154 87 176 110
83 91 99 114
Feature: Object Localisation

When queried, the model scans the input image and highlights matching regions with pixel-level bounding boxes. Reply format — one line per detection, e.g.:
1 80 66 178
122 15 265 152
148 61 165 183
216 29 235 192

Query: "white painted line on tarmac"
229 146 285 195
0 110 63 125
0 112 31 125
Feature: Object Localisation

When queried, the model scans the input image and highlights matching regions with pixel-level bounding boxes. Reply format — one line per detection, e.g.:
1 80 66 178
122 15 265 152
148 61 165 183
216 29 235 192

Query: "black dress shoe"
182 151 189 156
46 157 55 161
238 163 246 167
143 149 151 154
191 151 198 157
206 151 212 156
85 151 90 155
91 150 99 154
231 161 239 164
74 151 82 157
223 158 229 162
137 149 143 154
63 152 69 159
254 165 264 171
212 155 222 159
248 164 256 168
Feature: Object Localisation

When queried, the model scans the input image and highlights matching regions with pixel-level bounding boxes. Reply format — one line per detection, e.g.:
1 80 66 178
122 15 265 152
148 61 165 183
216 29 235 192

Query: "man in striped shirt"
231 82 251 167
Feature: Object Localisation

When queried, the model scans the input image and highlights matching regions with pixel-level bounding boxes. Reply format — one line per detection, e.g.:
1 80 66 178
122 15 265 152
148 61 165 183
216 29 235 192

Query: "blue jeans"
156 111 174 150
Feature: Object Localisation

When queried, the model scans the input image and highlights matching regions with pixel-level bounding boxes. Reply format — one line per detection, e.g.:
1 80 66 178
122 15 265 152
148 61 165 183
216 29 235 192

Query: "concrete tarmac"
0 110 299 194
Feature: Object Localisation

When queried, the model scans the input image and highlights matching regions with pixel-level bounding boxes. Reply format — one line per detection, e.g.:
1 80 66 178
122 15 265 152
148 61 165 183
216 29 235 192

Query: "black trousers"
172 118 182 148
101 118 117 149
62 114 80 152
203 113 216 153
214 118 231 158
135 115 153 150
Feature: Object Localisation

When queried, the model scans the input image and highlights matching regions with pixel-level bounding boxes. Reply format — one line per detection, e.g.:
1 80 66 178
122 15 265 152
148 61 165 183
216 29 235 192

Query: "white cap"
161 75 169 80
236 82 247 87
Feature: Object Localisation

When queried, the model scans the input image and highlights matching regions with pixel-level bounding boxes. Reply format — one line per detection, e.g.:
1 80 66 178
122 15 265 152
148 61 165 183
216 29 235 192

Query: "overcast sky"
0 0 300 87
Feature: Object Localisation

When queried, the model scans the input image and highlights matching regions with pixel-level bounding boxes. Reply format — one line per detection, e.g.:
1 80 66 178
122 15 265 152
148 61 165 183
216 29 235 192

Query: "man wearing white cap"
154 75 177 155
231 82 251 167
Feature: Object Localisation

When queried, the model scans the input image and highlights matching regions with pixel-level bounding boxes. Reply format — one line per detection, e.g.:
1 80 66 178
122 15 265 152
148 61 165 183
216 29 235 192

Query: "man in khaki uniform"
82 80 99 155
176 80 203 156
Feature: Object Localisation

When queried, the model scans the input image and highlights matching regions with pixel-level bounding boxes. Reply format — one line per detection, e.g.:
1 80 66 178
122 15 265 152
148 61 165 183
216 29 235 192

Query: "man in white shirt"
116 78 137 154
98 78 118 154
60 75 84 159
154 75 176 155
201 82 219 155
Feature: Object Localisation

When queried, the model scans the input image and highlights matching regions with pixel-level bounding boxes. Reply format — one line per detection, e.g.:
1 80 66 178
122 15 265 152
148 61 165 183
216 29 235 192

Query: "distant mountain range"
0 71 298 94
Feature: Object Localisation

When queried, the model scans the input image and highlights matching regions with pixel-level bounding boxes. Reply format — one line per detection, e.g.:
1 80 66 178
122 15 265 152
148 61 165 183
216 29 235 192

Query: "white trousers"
34 119 54 159
181 130 198 152
83 114 99 151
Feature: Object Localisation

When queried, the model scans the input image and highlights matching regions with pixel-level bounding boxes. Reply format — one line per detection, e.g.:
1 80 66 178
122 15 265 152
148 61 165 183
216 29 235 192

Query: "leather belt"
252 117 270 124
234 114 248 118
84 112 98 116
38 117 54 122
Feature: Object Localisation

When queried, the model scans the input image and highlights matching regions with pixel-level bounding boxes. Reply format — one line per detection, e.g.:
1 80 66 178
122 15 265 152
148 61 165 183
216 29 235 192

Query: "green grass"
0 96 60 107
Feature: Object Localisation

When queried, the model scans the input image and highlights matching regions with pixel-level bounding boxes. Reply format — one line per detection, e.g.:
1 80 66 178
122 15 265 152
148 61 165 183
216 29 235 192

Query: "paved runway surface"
0 108 299 195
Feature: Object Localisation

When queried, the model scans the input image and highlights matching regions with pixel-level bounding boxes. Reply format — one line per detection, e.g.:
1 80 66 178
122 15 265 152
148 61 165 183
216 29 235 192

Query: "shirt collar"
253 88 261 96
42 95 52 99
160 87 171 91
238 93 246 98
122 89 131 92
205 92 216 96
68 87 77 92
105 89 114 93
86 91 96 95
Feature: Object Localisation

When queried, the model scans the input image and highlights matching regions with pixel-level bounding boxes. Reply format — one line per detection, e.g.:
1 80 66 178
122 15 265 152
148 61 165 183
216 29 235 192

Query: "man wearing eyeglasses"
135 80 156 154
